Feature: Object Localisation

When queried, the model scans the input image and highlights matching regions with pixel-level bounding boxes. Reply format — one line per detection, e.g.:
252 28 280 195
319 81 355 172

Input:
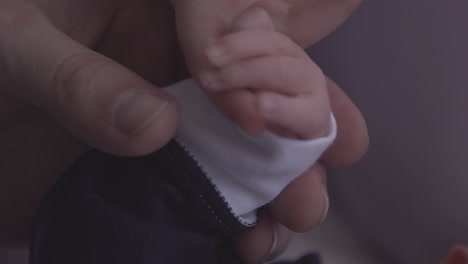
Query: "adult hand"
171 0 367 262
0 0 183 245
0 2 368 264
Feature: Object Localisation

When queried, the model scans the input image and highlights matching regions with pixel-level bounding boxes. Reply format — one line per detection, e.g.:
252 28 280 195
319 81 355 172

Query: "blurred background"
303 0 468 263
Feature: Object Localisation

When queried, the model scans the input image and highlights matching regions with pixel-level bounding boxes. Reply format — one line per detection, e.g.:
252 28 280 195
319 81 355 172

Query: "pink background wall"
308 1 468 263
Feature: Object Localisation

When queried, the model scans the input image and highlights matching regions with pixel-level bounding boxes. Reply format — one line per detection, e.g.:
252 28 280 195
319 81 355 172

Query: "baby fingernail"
205 45 227 66
112 90 169 136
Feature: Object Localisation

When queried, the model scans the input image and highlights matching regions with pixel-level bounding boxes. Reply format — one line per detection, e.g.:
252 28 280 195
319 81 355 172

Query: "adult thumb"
0 1 180 156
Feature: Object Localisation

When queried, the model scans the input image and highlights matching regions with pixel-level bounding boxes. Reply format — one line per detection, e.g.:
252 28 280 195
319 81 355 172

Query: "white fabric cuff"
166 79 337 225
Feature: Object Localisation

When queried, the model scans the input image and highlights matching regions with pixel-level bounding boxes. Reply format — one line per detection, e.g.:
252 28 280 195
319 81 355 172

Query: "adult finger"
233 209 294 264
322 78 369 166
257 91 331 139
269 164 329 232
258 0 363 48
0 1 180 156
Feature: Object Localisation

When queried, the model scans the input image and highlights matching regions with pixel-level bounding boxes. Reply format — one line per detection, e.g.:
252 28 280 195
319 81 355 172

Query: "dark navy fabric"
29 140 320 264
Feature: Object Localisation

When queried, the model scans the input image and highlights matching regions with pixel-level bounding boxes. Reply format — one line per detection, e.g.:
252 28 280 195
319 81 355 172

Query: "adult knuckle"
49 51 104 108
0 0 37 70
0 1 44 84
0 0 40 36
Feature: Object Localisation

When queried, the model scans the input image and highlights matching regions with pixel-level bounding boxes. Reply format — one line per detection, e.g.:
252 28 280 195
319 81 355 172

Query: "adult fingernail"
319 174 330 224
112 90 169 136
261 223 290 263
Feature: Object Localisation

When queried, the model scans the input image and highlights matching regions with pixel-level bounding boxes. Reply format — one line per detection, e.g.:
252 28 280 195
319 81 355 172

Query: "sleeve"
165 79 337 226
29 79 329 264
29 144 248 264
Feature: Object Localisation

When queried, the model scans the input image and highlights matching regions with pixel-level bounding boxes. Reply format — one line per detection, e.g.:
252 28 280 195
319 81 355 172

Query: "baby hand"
200 6 331 139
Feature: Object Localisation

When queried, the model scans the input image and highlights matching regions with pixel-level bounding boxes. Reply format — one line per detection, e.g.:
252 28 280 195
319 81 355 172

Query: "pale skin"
172 2 367 261
0 0 368 263
193 5 468 263
201 6 331 140
197 10 333 262
174 0 333 137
